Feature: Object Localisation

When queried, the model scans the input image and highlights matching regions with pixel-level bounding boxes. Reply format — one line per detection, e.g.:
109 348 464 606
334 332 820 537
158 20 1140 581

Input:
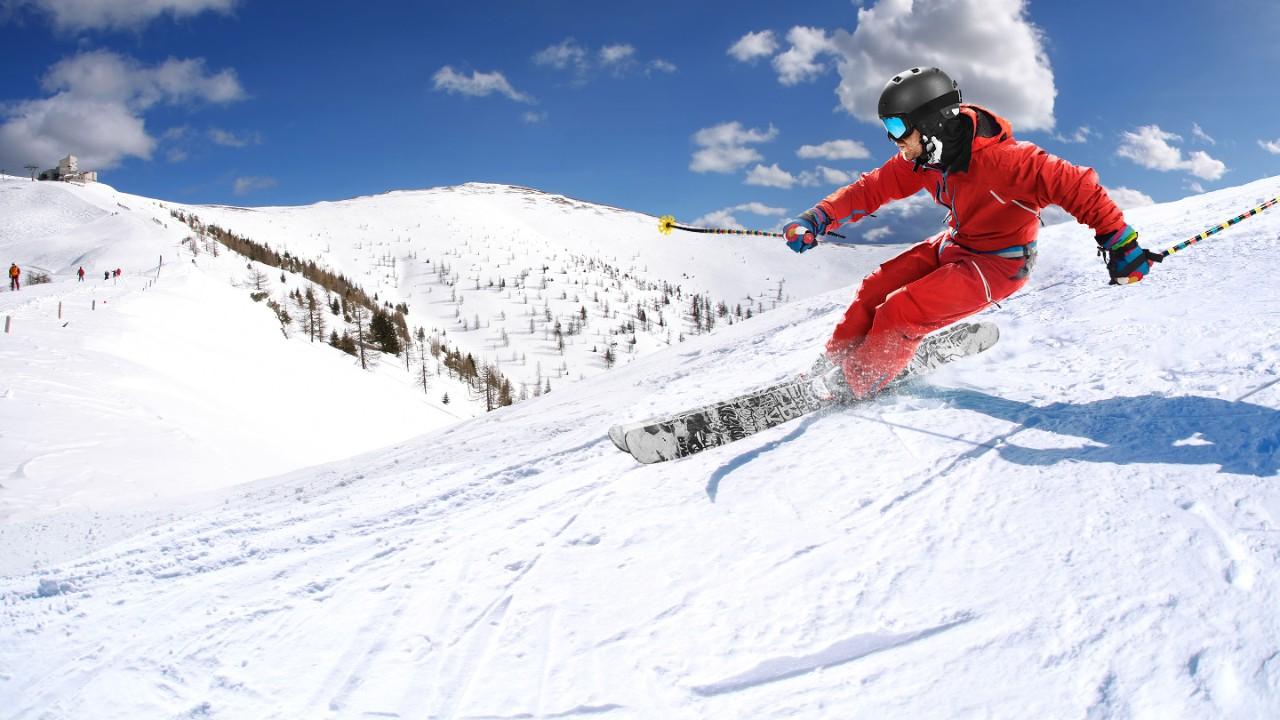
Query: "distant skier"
8 263 18 291
77 266 85 282
783 66 1157 401
104 270 110 280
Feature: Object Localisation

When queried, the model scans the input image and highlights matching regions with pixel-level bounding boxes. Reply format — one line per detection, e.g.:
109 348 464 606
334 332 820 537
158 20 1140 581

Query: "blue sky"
2 0 1277 241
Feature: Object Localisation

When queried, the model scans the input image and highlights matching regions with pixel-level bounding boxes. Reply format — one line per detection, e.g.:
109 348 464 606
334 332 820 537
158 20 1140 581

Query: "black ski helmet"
878 67 962 140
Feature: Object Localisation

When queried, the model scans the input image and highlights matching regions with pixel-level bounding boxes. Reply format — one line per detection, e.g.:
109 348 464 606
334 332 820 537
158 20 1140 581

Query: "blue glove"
1096 225 1156 285
783 207 830 253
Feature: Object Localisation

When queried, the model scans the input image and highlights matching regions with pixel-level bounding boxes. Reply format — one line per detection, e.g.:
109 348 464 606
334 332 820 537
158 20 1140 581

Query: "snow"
3 172 1280 718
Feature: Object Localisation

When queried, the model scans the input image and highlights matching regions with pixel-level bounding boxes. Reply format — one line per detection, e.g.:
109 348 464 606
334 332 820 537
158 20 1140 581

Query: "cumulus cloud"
824 0 1057 131
433 66 533 103
745 163 800 188
0 50 245 171
880 190 940 218
533 39 588 71
863 226 894 242
534 39 674 83
1259 139 1280 155
647 59 678 75
43 50 245 107
1040 185 1154 226
816 165 855 184
796 139 870 160
774 26 835 85
689 121 777 174
1117 125 1226 181
8 0 236 31
728 30 778 63
209 128 259 147
599 44 635 66
1105 186 1155 209
1053 126 1093 144
1191 122 1215 145
691 201 788 229
233 175 276 196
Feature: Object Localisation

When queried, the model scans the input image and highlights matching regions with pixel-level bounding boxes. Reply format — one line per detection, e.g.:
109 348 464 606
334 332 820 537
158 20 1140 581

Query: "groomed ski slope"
4 176 1280 718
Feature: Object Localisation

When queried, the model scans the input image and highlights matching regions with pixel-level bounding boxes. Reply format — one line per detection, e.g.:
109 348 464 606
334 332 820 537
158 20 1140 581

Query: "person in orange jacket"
8 263 18 291
783 66 1158 402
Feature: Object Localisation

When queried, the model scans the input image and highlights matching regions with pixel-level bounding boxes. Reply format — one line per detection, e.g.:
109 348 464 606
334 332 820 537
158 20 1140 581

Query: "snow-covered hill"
176 183 888 399
3 174 1280 718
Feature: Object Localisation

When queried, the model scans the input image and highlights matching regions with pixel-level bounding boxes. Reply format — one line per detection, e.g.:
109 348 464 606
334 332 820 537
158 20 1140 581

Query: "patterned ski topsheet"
610 321 999 464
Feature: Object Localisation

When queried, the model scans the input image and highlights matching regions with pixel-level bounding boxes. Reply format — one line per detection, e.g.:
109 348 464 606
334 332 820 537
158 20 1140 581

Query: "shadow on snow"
924 388 1280 477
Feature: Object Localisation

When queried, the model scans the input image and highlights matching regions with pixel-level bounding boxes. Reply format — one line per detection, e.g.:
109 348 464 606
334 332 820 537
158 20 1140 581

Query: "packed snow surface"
3 174 1280 718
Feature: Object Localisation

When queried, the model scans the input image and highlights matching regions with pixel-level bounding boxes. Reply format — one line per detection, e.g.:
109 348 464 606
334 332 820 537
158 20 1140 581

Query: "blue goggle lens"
882 116 909 140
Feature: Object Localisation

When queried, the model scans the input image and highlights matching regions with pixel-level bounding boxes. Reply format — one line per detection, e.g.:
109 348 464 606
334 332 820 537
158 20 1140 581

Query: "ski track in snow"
4 175 1280 717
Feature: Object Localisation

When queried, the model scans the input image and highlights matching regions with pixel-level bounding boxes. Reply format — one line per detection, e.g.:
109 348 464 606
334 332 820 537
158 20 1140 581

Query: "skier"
8 263 18 291
77 266 85 282
783 66 1157 402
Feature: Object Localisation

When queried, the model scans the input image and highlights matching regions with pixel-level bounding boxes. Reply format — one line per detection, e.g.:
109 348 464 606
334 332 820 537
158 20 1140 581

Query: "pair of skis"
608 322 1000 464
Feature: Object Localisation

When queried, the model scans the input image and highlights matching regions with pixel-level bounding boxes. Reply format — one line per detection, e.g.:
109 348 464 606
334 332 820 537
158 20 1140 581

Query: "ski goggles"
881 115 912 141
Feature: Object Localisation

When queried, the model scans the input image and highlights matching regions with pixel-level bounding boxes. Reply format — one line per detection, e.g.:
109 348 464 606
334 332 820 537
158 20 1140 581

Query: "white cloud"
691 201 788 229
648 59 678 75
1105 186 1155 209
0 50 245 171
728 30 778 63
42 50 245 107
689 121 777 174
1117 125 1226 181
826 0 1057 131
10 0 236 31
745 163 797 188
796 139 870 160
233 175 276 196
816 165 855 184
522 111 547 124
535 39 673 82
1187 181 1205 194
690 209 747 230
773 26 835 85
732 202 788 216
533 39 588 71
599 44 635 66
432 66 533 103
1259 139 1280 155
1191 122 1215 145
863 226 893 241
1053 126 1093 143
880 190 939 218
1040 186 1154 227
209 128 259 147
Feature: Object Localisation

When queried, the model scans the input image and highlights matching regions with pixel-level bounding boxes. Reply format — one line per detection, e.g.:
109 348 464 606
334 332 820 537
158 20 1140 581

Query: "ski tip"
607 424 630 453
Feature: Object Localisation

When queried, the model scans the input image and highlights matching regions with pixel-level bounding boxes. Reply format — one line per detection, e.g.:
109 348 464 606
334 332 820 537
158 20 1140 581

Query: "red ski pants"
826 233 1031 397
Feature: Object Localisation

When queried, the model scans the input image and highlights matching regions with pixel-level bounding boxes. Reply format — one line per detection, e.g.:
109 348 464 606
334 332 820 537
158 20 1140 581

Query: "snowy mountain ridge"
3 173 1280 718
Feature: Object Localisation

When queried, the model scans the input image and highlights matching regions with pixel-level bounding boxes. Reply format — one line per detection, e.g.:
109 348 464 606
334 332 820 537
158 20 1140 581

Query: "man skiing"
8 263 18 291
783 66 1157 402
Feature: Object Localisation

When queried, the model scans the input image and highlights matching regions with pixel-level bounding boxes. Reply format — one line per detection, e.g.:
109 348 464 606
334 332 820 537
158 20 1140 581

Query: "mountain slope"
3 176 1280 718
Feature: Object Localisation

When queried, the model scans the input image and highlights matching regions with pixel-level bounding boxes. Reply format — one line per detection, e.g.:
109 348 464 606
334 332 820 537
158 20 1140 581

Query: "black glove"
1096 225 1159 285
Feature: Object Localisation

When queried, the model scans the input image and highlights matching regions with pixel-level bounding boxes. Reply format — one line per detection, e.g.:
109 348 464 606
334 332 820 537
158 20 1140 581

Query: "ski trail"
689 614 975 697
1184 501 1258 592
705 414 824 501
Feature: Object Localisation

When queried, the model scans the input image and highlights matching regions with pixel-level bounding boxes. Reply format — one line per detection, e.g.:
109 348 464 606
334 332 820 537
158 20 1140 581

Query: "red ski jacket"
817 105 1127 253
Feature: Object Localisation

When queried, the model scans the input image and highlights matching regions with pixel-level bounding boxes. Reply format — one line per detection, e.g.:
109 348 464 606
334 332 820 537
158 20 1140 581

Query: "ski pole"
658 215 846 240
1154 194 1280 260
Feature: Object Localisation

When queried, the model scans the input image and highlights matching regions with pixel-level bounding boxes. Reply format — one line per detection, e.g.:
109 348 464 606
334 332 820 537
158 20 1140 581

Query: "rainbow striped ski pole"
658 215 845 240
1154 194 1280 260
